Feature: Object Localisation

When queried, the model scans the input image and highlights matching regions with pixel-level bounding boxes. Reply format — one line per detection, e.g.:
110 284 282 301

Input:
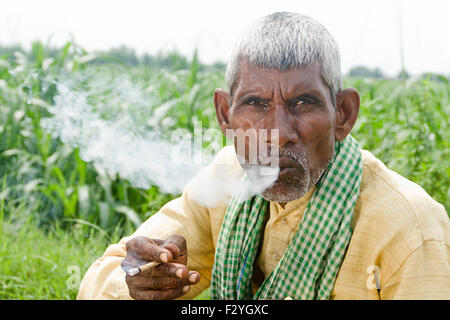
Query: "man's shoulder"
355 149 449 246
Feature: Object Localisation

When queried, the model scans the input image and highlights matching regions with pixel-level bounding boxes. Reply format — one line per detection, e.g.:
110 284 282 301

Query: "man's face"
226 60 337 203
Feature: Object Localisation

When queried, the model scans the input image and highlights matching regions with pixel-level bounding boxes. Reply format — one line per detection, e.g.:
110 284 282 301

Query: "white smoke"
41 71 279 208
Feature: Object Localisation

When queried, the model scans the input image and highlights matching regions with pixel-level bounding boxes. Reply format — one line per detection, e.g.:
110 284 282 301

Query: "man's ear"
335 88 360 141
214 88 232 136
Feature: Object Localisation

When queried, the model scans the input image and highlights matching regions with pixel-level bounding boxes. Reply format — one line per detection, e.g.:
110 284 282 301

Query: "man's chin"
261 180 312 203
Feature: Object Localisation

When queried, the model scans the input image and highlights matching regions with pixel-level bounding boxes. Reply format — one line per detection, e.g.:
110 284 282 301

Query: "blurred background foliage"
0 41 448 299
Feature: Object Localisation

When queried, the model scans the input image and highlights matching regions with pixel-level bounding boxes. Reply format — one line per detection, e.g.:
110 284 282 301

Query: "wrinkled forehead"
232 59 331 101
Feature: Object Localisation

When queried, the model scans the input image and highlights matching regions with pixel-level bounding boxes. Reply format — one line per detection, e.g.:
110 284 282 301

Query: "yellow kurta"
77 146 450 300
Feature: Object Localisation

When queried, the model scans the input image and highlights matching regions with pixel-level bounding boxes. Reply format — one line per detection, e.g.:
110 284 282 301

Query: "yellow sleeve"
76 146 239 300
76 191 215 300
378 183 450 300
356 150 450 300
381 240 450 299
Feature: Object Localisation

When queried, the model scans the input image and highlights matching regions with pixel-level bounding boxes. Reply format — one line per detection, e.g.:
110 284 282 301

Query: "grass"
0 41 448 299
0 212 119 299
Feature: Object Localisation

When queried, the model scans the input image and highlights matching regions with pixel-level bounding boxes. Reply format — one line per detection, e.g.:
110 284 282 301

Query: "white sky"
1 0 449 76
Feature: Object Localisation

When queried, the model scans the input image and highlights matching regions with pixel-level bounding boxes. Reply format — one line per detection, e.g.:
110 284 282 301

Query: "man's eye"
291 96 316 107
245 98 268 107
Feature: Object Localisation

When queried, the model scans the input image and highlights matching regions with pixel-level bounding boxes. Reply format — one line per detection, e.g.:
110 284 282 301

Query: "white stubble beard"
260 151 333 203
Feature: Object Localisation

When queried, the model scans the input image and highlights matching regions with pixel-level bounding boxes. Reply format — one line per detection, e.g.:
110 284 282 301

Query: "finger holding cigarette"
121 235 201 300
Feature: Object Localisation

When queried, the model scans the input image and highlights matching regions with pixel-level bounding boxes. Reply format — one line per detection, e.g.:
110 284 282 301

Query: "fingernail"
175 268 184 278
160 252 168 263
189 273 198 283
183 285 190 293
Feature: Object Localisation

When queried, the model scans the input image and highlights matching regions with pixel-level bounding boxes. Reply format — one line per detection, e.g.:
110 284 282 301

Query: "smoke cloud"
41 71 279 208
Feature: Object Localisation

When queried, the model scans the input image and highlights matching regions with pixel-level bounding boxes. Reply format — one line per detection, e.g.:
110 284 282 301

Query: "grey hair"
226 12 342 106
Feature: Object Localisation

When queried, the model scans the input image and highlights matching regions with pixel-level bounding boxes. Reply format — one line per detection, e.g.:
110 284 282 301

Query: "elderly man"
77 12 449 300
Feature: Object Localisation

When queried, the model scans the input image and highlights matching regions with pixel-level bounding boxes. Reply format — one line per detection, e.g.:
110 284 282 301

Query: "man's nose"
264 105 299 148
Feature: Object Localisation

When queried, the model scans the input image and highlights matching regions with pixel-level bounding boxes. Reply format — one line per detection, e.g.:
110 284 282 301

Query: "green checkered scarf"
210 135 362 300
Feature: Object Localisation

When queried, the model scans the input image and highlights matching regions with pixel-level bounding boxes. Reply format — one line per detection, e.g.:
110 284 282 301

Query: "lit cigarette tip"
128 267 141 276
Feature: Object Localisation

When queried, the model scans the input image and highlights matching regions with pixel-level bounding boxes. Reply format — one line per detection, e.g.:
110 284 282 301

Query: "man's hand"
121 235 201 300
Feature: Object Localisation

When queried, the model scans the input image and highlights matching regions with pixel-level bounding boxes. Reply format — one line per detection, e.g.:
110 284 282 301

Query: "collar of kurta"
210 134 363 300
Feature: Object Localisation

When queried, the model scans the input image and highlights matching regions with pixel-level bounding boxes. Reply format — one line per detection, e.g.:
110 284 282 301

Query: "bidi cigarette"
127 261 160 276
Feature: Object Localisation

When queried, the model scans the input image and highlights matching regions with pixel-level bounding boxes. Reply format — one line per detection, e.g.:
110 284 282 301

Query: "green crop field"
0 42 448 299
